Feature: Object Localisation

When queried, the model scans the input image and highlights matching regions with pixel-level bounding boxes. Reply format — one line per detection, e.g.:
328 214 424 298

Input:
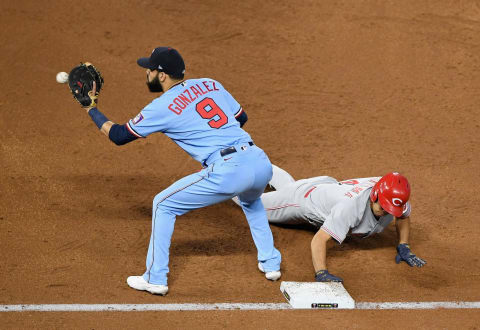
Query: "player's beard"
146 73 163 93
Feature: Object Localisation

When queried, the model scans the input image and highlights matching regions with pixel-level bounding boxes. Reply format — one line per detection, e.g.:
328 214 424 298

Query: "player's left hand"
85 81 98 112
395 243 426 267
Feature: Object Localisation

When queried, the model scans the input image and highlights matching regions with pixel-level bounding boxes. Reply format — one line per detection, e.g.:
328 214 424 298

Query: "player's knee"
152 193 180 216
153 193 167 210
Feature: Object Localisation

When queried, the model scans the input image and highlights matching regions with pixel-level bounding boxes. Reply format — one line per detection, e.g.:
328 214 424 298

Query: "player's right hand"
315 270 343 283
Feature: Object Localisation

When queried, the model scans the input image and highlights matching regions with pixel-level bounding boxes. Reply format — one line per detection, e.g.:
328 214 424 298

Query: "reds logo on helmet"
392 198 403 206
370 172 410 217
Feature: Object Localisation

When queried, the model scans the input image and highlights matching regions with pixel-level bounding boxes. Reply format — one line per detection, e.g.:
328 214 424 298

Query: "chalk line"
1 301 480 311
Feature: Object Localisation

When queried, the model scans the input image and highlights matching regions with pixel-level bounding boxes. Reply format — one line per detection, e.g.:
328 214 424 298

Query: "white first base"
280 281 355 309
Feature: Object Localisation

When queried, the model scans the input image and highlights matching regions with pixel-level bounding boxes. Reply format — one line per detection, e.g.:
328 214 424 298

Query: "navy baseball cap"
137 47 185 76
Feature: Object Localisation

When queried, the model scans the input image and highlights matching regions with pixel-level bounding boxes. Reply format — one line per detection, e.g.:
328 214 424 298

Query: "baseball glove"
68 62 104 108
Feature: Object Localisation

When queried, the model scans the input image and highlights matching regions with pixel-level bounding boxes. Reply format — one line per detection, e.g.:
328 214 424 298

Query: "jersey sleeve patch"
132 113 144 124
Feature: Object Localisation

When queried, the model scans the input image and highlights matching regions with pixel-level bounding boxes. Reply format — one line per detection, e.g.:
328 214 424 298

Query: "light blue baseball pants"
142 143 282 285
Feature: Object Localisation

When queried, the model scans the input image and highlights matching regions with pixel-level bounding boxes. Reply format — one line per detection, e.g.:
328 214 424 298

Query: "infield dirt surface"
1 0 480 329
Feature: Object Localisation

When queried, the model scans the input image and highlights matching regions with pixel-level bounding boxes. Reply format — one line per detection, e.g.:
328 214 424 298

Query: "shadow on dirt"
171 237 254 257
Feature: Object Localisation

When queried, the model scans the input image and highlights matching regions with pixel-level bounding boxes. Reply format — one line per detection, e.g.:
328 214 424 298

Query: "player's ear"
158 71 167 82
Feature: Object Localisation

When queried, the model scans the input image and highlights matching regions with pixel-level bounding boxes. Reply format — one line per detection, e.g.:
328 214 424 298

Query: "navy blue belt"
220 141 254 157
203 142 255 167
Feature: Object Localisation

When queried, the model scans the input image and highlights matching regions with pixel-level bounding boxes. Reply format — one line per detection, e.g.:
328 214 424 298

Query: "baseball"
56 71 69 84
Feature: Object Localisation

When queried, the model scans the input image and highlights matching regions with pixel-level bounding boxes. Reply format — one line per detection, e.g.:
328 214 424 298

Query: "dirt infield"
1 0 480 328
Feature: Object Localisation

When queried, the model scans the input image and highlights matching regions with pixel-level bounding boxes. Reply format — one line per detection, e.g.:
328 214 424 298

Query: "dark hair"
154 69 183 80
169 73 184 80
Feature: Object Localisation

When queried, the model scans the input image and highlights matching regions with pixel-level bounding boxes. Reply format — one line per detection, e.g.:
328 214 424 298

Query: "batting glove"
315 270 343 283
395 243 426 267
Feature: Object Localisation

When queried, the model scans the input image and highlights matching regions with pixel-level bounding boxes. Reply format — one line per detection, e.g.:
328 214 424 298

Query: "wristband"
88 107 109 129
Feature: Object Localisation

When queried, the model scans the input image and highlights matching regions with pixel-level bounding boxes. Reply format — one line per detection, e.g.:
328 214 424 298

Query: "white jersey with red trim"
259 166 411 244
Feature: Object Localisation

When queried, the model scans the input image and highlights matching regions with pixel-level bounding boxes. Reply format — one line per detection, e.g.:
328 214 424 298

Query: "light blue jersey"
126 78 252 163
124 77 281 286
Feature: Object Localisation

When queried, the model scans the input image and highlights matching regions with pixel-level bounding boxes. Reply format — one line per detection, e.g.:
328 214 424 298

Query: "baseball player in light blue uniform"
78 47 281 295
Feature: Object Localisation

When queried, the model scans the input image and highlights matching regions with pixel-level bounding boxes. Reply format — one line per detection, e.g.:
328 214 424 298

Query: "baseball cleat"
258 262 281 281
127 276 169 295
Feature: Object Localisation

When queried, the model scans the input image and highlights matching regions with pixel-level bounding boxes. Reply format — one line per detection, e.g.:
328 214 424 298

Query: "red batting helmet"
370 172 410 217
